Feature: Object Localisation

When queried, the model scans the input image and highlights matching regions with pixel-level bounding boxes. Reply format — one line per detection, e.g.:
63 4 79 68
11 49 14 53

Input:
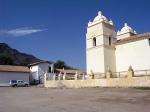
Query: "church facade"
86 11 150 74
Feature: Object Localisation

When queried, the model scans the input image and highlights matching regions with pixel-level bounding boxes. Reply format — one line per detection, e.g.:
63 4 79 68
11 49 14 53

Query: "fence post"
118 72 120 78
53 74 56 80
91 74 94 79
82 73 85 80
75 72 78 80
106 71 112 79
44 73 47 87
90 70 95 79
87 74 91 79
106 67 112 78
63 73 66 80
127 66 134 78
58 73 61 80
146 70 147 76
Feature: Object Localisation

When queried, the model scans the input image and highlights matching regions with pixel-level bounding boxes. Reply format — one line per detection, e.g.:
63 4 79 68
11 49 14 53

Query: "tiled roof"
55 69 83 74
28 61 53 66
0 65 30 73
116 32 150 45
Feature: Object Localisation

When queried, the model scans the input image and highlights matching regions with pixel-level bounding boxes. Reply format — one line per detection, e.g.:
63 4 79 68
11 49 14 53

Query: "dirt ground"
0 87 150 112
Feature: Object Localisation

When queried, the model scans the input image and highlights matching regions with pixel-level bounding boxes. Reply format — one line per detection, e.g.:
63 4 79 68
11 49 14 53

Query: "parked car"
9 80 29 87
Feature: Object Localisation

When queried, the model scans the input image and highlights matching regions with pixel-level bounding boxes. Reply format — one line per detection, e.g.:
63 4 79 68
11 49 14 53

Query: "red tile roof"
55 69 83 74
116 32 150 45
0 65 30 73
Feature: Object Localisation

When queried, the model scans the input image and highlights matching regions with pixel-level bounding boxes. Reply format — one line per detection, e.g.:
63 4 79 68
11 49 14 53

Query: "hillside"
0 43 42 66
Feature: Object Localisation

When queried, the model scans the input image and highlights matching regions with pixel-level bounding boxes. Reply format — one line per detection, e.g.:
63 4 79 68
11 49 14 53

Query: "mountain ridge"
0 43 42 66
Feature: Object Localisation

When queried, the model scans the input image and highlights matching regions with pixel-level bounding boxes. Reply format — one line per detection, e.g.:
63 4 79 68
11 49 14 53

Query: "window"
109 37 111 46
49 66 52 73
11 80 17 83
93 37 96 46
49 67 51 73
148 38 150 46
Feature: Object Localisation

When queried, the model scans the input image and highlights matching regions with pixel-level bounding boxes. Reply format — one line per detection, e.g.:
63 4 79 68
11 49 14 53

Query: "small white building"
28 61 54 84
0 65 30 86
86 11 150 74
0 61 54 86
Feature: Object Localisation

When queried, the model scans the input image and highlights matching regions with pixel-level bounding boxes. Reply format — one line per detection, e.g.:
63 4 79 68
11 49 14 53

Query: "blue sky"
0 0 150 71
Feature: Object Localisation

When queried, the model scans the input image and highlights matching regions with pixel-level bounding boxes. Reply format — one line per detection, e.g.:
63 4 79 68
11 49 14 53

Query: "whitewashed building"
86 11 150 74
28 61 54 84
0 61 54 86
0 65 30 86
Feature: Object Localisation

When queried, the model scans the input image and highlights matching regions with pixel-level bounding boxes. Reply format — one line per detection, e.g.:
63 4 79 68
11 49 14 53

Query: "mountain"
0 43 42 66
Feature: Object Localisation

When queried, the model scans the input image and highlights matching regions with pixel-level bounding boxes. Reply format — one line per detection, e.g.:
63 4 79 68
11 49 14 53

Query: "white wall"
86 21 116 74
38 63 51 77
117 32 132 40
0 72 29 84
104 47 116 72
86 47 105 74
30 65 38 72
30 63 54 82
116 39 150 71
30 65 38 80
87 23 103 38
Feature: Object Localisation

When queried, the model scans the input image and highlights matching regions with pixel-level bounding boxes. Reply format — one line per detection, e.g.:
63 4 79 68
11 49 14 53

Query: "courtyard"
0 87 150 112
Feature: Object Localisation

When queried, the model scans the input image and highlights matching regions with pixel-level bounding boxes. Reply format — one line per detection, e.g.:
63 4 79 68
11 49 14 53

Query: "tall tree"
54 60 73 69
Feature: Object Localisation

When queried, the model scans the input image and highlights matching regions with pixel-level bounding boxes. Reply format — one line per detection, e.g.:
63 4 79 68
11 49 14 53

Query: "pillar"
127 66 134 78
106 67 113 78
63 73 66 80
58 73 61 80
82 73 85 80
44 73 47 87
106 71 113 78
75 72 78 80
53 74 56 80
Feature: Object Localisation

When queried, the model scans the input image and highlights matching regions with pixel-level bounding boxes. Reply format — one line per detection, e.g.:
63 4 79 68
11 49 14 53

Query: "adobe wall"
44 76 150 88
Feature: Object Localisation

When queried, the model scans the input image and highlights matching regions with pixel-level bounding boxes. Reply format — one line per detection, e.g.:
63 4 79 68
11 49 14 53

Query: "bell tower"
86 11 116 74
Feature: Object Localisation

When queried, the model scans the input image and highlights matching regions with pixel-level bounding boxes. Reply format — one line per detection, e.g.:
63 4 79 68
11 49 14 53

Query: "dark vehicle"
9 80 29 87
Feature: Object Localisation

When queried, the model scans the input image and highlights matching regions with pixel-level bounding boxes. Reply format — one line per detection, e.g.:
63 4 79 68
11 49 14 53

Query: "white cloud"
0 27 47 37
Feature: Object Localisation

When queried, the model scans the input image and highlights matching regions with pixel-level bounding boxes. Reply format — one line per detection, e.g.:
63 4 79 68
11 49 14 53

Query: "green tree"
54 60 73 69
0 54 14 65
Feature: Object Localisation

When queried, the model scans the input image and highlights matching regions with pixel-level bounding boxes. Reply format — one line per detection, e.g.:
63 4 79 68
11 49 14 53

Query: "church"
86 11 150 74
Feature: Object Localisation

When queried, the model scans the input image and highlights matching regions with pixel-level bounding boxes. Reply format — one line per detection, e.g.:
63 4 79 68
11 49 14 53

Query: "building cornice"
86 44 115 51
87 21 114 29
115 32 150 45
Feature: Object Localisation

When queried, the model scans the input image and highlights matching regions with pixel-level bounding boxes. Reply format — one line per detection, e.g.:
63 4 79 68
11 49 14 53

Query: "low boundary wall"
44 76 150 88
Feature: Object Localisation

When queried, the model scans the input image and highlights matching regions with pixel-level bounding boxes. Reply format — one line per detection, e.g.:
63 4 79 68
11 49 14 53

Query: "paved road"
0 87 150 112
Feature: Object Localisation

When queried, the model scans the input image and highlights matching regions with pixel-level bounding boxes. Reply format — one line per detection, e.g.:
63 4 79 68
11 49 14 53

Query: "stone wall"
106 76 150 87
45 79 107 88
44 76 150 88
44 68 150 88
